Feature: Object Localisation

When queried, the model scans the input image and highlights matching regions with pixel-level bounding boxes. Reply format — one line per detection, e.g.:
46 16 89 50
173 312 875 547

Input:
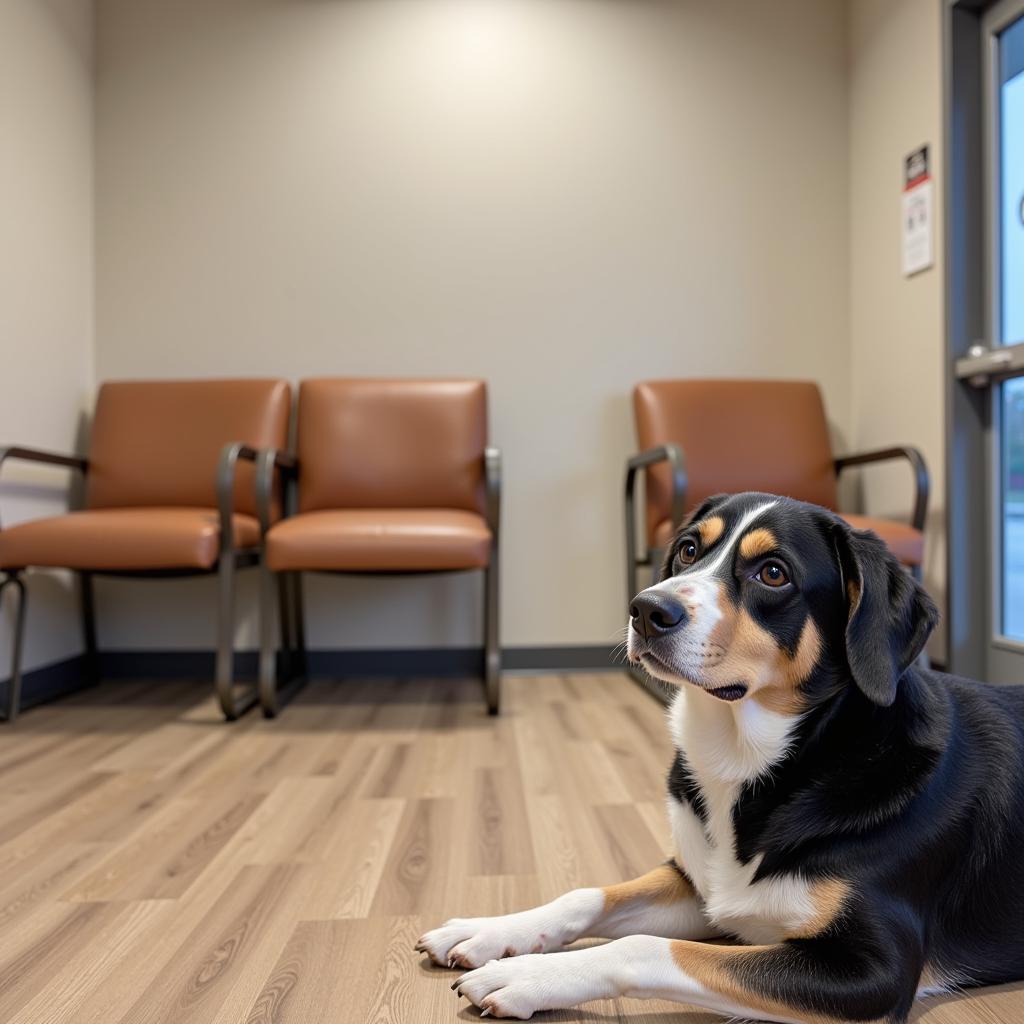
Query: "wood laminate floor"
0 673 1021 1023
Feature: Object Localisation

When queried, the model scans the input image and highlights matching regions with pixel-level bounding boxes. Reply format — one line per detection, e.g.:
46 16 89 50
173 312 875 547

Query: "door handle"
955 342 1024 387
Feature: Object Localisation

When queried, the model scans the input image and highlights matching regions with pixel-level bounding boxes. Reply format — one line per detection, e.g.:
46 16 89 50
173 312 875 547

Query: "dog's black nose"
630 591 688 639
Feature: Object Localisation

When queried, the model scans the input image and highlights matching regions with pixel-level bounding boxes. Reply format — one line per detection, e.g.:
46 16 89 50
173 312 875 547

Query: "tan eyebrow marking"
697 516 725 546
738 527 777 560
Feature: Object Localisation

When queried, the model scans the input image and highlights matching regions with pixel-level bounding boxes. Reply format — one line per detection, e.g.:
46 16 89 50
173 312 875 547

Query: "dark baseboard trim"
2 646 622 710
0 647 952 712
308 648 484 677
100 650 260 680
1 654 89 712
503 646 622 671
99 645 622 679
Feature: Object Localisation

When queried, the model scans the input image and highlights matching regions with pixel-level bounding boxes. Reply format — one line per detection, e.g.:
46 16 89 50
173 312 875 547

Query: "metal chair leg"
79 571 99 685
624 478 662 697
215 554 257 721
258 561 280 716
625 492 639 626
649 548 665 586
1 572 27 723
484 561 500 715
291 572 308 678
276 572 293 668
259 568 307 718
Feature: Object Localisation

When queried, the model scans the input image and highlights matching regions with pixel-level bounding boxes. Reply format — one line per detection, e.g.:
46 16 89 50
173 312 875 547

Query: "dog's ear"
832 522 938 706
659 494 730 578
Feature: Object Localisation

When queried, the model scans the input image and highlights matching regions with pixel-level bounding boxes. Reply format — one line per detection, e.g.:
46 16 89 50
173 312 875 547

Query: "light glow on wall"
446 0 516 70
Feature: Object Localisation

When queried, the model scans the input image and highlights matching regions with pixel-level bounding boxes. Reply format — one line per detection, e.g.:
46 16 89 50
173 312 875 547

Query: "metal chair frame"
0 442 263 722
254 446 502 718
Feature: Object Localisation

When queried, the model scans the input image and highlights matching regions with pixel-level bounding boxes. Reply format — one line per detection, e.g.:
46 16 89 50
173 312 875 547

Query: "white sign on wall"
902 145 933 277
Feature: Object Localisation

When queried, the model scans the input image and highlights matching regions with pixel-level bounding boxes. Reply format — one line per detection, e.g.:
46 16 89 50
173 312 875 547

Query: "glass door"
955 0 1024 681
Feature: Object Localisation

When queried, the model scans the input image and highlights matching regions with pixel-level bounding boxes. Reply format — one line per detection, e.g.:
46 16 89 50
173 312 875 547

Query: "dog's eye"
756 561 790 588
678 540 697 565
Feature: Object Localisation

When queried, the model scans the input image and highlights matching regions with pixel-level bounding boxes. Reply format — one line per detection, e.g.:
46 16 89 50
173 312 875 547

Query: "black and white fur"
417 493 1024 1022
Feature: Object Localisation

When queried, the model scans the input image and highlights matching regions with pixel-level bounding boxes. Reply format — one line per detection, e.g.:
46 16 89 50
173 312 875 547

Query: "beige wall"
0 0 95 673
848 0 946 660
0 0 949 669
94 0 852 653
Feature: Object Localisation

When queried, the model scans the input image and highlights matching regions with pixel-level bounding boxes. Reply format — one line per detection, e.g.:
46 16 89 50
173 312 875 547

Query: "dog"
416 492 1024 1023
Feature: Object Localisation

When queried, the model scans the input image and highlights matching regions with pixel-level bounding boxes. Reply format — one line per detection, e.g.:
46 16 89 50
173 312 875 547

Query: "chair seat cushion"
265 509 492 572
838 514 924 568
651 513 924 568
0 508 260 571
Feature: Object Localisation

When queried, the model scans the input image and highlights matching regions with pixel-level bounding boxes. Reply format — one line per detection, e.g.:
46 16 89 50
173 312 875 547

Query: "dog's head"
626 492 938 711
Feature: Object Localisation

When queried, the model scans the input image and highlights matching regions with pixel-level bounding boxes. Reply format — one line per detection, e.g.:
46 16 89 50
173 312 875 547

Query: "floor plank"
0 673 1021 1023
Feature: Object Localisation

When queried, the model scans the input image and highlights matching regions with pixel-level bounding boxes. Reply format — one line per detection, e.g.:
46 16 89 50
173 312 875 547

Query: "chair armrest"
0 446 88 473
624 444 687 541
254 448 298 536
834 446 929 533
217 442 259 554
484 447 501 538
0 445 88 531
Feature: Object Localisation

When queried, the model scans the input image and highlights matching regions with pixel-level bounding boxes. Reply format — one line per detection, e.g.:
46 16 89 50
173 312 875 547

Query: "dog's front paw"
415 913 558 970
455 953 603 1019
416 918 488 968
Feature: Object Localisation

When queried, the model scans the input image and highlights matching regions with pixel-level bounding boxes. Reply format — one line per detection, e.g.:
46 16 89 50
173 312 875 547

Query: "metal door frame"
945 0 1024 679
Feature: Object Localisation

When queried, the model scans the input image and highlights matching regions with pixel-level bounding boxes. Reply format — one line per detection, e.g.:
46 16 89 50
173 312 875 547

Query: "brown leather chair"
625 378 929 620
0 379 291 721
254 378 501 716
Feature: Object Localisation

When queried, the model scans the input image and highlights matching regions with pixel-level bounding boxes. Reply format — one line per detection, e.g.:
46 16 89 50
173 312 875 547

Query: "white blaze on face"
627 501 778 681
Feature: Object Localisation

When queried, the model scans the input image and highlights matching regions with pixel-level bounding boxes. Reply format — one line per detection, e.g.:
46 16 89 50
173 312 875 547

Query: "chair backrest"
86 379 292 518
296 378 488 515
634 379 838 543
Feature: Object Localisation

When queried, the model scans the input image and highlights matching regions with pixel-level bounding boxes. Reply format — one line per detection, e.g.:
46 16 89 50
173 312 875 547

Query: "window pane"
1000 15 1024 345
1003 377 1024 639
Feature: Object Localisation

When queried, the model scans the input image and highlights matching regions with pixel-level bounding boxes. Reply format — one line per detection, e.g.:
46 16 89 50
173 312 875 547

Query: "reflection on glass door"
999 15 1024 642
1002 379 1024 639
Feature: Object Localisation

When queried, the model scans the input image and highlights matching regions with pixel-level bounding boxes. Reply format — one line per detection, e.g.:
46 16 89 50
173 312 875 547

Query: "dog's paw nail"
480 1010 492 1019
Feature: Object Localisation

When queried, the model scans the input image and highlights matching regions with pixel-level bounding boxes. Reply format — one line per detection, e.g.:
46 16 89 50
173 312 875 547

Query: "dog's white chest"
669 790 820 945
667 692 820 945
